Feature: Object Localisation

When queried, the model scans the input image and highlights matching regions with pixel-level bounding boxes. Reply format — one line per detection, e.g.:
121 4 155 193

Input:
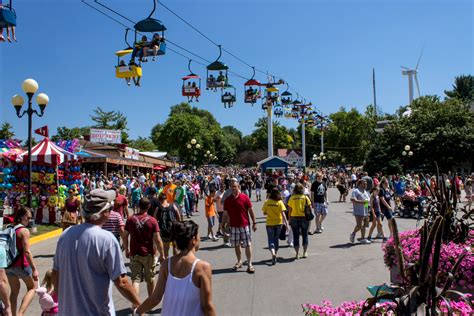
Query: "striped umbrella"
18 138 77 165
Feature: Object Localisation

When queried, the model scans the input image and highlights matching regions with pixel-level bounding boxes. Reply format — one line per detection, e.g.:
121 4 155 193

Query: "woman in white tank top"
136 220 216 316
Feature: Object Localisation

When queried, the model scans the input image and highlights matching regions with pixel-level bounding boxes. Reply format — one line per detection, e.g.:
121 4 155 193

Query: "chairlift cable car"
182 60 201 103
132 0 166 63
221 85 236 108
244 66 262 105
207 45 229 91
115 28 142 87
0 0 16 41
281 83 293 106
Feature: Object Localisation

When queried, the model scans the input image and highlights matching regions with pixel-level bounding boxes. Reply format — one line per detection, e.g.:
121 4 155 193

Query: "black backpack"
158 205 176 238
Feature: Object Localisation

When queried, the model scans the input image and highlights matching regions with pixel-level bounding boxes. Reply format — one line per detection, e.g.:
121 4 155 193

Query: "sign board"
90 129 122 144
124 147 140 160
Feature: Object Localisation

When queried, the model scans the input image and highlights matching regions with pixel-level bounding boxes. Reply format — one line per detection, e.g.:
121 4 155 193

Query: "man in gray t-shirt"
52 189 140 315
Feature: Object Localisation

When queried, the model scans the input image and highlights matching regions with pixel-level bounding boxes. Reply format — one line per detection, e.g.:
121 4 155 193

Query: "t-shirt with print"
310 181 326 204
224 193 252 227
351 188 369 216
174 187 185 205
125 213 159 256
53 224 126 315
379 187 392 211
287 194 311 217
262 199 286 226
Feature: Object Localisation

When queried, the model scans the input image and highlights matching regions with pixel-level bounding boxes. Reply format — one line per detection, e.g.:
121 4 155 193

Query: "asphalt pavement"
26 187 420 315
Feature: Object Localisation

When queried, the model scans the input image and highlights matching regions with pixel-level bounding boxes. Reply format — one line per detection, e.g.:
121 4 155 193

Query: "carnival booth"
7 138 79 224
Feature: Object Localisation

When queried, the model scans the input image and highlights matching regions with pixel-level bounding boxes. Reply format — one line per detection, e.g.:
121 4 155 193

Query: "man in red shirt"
223 181 257 273
114 187 129 220
123 198 164 297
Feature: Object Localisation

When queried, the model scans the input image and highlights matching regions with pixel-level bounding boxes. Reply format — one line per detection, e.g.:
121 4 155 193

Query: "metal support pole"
26 93 33 208
320 129 324 154
267 105 273 157
301 119 306 169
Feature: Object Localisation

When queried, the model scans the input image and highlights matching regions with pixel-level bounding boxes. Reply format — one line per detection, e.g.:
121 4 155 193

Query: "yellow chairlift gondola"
115 29 142 87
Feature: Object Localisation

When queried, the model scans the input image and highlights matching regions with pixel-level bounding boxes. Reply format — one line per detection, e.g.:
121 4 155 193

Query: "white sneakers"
360 239 371 244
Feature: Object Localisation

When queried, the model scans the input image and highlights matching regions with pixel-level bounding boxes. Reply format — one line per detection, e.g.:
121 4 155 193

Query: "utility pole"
373 68 377 117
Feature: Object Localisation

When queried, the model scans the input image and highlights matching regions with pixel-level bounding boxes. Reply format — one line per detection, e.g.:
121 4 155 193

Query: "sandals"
232 262 243 271
247 266 255 274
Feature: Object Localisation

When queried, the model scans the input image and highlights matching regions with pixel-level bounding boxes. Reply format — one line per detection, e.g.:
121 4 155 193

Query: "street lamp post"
402 144 414 171
11 79 49 208
187 138 200 169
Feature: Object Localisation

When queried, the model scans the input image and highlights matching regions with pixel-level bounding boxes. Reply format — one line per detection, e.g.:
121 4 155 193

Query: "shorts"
230 226 252 248
207 216 215 227
6 265 32 278
256 188 262 195
132 199 140 208
0 247 7 269
382 208 394 220
217 211 224 224
130 255 156 283
314 203 328 215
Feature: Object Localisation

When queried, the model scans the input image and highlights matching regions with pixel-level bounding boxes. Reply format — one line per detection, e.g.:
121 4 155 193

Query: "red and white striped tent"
18 138 77 165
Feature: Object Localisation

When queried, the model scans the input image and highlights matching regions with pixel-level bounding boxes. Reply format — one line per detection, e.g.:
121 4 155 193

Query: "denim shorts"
0 247 7 269
382 208 393 220
315 203 328 215
7 265 32 278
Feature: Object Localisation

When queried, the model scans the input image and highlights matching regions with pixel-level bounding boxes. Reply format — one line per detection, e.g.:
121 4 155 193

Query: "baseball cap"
83 189 116 215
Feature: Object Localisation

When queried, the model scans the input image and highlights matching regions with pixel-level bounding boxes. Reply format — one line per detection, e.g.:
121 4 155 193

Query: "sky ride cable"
82 0 251 82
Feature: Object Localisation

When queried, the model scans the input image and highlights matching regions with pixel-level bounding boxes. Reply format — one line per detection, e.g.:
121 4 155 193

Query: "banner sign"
90 129 122 144
34 125 49 138
124 147 140 160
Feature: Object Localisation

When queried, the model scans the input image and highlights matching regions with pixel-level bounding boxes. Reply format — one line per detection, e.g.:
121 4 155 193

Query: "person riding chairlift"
0 1 16 42
142 33 163 62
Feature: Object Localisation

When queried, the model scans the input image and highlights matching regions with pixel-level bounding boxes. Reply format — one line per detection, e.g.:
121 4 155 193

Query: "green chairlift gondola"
132 0 166 62
281 83 293 106
207 45 228 91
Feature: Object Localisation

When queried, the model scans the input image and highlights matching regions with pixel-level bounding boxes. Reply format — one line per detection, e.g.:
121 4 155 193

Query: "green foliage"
90 106 129 144
246 117 293 151
128 137 157 151
444 75 474 104
365 96 474 174
154 103 230 165
51 126 90 142
325 106 375 165
0 122 15 139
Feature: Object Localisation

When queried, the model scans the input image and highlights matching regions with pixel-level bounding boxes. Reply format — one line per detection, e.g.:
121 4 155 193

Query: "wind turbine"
401 48 424 105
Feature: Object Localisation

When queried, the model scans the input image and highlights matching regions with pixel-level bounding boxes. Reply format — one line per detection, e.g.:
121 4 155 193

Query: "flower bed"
383 229 474 290
302 298 473 315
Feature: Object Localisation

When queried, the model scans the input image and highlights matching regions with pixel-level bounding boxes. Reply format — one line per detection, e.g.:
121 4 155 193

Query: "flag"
34 125 49 138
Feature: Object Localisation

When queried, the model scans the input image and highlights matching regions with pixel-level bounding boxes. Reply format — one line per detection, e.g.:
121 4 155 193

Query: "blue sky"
1 0 472 142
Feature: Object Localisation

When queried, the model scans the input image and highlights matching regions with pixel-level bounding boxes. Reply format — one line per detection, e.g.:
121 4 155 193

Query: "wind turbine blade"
414 74 421 97
400 66 410 70
415 46 425 71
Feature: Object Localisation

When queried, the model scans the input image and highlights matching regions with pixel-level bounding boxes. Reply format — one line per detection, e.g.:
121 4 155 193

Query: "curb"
30 228 62 245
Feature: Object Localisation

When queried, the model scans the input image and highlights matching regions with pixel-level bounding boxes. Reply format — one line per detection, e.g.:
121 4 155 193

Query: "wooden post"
104 162 108 175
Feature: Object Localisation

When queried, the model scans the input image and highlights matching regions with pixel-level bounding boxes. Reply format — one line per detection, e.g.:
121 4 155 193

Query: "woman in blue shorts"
368 186 387 241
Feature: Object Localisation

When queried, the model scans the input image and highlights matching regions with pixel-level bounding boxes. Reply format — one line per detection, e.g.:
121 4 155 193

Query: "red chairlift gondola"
244 67 261 105
182 60 201 103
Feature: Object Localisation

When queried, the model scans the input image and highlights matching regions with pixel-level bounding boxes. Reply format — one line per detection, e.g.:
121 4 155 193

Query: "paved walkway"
26 188 421 315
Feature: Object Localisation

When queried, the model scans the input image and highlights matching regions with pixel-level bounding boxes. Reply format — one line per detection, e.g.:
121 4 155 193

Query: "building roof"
277 148 302 157
257 155 290 166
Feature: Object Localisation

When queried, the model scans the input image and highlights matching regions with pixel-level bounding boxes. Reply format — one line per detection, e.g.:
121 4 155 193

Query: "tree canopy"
0 122 15 139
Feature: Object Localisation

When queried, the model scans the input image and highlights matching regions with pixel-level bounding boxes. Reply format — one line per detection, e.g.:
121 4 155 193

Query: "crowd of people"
0 165 472 315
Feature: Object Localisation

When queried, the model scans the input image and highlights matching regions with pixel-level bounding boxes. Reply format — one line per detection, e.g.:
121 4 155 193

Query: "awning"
153 165 167 171
18 138 77 165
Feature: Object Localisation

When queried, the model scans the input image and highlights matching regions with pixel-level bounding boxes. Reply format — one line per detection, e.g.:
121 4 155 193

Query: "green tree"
0 122 15 139
128 137 157 151
151 103 244 165
51 126 90 141
325 106 374 165
444 75 474 104
248 117 292 151
365 96 474 174
90 106 129 143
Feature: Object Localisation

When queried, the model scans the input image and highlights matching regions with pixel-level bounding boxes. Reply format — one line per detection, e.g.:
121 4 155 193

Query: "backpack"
158 205 176 238
0 224 23 268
